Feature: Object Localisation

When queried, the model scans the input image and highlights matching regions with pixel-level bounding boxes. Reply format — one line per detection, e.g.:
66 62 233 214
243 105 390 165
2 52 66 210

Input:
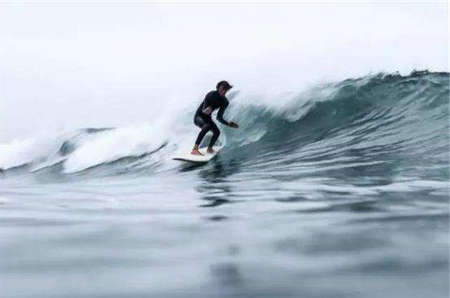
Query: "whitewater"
0 70 448 297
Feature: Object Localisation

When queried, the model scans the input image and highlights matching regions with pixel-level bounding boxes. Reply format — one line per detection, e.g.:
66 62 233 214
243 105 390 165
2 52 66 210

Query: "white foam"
0 136 56 169
63 121 173 173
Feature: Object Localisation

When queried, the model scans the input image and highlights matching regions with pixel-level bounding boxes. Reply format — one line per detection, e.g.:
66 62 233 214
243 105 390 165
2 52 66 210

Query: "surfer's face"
218 86 230 96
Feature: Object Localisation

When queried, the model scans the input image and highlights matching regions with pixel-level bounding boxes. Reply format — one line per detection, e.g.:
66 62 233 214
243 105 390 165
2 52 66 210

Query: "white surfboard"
172 146 223 163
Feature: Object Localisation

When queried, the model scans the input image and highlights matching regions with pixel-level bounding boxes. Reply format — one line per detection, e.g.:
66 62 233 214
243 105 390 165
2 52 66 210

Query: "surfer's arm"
216 104 230 126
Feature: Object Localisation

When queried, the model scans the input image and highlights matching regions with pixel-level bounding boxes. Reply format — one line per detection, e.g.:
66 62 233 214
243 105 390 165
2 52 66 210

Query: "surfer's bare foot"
191 148 203 156
207 147 215 154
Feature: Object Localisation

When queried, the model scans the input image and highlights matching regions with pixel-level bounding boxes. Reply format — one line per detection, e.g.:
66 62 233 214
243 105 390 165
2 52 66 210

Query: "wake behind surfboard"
172 146 222 163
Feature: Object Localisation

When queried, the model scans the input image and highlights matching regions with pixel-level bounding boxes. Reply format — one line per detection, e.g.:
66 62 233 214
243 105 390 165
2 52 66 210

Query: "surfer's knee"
201 123 211 132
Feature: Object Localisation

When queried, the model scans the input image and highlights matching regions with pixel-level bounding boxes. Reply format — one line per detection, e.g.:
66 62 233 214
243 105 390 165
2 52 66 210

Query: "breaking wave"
1 70 448 183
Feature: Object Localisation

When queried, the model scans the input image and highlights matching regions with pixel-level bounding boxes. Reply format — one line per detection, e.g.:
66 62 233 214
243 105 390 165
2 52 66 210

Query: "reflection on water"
1 161 448 298
199 197 232 208
210 262 243 288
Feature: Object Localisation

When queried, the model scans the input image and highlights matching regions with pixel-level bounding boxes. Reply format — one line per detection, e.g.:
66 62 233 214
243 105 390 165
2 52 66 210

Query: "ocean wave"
1 70 448 180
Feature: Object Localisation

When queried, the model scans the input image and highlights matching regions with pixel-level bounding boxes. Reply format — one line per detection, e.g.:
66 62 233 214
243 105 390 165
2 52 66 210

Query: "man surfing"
191 80 239 156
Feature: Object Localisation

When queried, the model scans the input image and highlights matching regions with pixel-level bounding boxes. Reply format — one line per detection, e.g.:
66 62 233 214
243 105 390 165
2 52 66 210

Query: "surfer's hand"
229 121 239 128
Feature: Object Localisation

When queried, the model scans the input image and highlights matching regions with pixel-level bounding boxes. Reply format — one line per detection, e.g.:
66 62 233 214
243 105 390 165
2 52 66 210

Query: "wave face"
223 70 449 184
2 70 448 184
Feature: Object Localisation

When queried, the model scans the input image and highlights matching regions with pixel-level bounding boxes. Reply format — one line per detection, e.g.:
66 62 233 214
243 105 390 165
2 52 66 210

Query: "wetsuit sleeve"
216 101 229 126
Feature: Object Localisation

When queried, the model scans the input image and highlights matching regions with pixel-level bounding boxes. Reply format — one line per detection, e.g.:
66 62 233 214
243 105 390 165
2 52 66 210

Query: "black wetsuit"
194 90 230 147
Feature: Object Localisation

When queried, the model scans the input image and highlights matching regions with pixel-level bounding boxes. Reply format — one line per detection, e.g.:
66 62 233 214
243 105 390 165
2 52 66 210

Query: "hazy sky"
1 1 448 142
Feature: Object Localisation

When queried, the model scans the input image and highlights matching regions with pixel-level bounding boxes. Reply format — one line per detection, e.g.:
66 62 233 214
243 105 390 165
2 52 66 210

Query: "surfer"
191 80 239 155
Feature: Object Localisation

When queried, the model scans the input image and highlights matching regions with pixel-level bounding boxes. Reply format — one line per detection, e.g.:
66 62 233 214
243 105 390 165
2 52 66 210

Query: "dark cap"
216 80 233 90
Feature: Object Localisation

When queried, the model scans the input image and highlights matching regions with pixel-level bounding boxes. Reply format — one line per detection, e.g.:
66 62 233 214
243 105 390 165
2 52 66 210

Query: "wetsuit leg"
194 116 220 147
208 121 220 148
194 116 212 146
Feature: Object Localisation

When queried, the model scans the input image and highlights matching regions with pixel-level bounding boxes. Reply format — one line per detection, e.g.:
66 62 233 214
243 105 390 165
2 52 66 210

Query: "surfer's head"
217 80 232 96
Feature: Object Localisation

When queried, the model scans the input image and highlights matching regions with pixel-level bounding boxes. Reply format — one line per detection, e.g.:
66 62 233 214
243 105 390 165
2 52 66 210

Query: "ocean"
0 70 448 297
